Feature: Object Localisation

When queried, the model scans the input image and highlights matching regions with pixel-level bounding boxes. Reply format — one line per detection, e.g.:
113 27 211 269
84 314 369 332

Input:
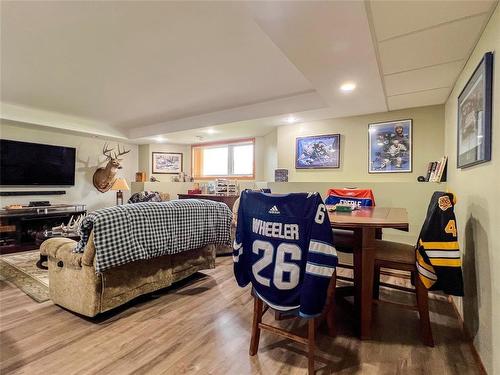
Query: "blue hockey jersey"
233 191 337 318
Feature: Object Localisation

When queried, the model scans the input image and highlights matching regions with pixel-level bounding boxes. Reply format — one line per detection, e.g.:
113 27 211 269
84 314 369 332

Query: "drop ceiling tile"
370 0 496 41
378 13 489 75
387 87 450 110
384 60 464 96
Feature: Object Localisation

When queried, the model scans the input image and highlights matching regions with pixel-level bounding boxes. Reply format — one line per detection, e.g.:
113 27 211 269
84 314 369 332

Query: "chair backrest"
325 188 375 207
232 197 240 224
234 191 337 317
233 189 270 224
415 191 463 296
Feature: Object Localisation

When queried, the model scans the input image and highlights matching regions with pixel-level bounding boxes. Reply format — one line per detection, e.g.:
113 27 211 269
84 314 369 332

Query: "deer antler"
114 144 131 160
103 143 115 160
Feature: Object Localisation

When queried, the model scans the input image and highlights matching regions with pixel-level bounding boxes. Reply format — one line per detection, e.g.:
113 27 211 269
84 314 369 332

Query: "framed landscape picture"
368 119 412 173
457 52 493 169
152 152 183 174
295 134 340 169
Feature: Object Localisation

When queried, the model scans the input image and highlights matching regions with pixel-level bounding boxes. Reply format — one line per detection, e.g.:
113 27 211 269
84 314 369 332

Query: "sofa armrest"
40 238 82 268
40 232 96 268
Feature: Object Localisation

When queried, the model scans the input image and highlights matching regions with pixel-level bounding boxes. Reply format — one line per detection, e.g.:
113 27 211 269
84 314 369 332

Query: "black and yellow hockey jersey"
416 192 464 296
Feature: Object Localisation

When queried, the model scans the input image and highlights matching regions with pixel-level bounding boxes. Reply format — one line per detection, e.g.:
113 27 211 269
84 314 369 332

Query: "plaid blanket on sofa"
75 199 232 273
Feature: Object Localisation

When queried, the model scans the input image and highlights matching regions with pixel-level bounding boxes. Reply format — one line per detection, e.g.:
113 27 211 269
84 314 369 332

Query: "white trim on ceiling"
128 90 325 139
0 102 128 140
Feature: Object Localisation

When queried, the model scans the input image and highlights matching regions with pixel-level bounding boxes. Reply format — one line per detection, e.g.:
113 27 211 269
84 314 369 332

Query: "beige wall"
276 105 445 182
254 136 265 181
263 130 278 181
444 5 500 374
138 143 150 179
138 143 191 181
0 121 138 211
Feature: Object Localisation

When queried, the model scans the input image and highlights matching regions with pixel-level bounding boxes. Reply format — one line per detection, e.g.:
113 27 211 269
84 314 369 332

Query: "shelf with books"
425 156 448 183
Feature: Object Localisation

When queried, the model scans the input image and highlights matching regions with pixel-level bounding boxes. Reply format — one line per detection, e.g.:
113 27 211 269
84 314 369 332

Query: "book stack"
425 156 448 182
227 181 238 195
215 179 238 195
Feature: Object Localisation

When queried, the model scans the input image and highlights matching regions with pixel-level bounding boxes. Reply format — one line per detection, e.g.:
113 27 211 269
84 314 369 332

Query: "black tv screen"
0 139 76 186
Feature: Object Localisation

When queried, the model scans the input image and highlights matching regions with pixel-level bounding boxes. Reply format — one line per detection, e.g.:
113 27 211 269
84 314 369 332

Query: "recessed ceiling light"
340 82 356 92
155 136 167 143
205 128 216 134
285 116 298 124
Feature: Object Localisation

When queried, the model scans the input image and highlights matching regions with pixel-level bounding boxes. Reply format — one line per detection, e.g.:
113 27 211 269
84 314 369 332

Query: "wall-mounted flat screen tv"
0 139 76 186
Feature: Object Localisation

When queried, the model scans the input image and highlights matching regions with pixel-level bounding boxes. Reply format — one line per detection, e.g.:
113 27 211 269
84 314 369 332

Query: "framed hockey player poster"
457 52 493 169
295 134 340 169
368 119 412 173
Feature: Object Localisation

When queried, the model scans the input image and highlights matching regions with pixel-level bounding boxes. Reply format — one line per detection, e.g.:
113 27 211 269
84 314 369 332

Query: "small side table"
35 231 81 270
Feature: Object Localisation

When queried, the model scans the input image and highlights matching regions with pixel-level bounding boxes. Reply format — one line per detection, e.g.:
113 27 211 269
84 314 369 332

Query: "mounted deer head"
92 143 131 193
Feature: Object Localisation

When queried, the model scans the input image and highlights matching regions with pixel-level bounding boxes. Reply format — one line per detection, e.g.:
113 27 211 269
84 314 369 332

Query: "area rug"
0 250 49 302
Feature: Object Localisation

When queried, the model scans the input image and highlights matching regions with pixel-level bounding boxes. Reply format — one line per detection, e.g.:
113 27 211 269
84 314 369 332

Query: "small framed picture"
152 152 183 174
295 134 340 169
274 168 289 182
457 52 493 169
368 119 412 173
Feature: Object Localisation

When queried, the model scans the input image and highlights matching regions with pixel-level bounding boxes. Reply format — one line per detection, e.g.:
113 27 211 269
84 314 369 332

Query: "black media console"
0 204 86 254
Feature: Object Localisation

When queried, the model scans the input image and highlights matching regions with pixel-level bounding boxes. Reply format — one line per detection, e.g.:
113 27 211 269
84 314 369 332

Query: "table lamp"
111 178 130 205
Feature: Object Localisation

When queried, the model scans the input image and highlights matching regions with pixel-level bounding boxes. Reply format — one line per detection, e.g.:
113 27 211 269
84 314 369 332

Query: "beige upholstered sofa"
40 232 216 317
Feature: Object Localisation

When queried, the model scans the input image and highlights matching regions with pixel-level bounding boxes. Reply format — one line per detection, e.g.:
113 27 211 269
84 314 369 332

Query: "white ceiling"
1 0 497 143
369 0 496 111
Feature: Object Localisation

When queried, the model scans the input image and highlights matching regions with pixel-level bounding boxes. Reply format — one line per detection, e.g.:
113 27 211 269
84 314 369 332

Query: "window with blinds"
192 138 255 179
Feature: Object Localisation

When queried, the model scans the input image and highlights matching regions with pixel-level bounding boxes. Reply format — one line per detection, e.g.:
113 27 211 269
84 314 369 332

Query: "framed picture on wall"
457 52 493 169
295 134 340 169
152 152 183 174
368 119 412 173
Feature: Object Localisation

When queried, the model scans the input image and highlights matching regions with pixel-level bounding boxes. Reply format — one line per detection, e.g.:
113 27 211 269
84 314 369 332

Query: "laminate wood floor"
0 257 479 375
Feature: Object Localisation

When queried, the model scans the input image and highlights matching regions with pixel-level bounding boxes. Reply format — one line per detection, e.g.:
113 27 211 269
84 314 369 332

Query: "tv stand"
0 204 86 254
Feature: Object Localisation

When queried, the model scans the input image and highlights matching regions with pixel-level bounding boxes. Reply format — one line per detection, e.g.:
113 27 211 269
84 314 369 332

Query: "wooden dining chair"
325 188 379 283
372 239 434 347
249 274 337 375
332 230 357 282
334 228 386 287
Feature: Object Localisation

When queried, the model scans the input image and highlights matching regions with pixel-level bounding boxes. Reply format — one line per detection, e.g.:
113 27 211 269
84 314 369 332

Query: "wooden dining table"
327 206 409 339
